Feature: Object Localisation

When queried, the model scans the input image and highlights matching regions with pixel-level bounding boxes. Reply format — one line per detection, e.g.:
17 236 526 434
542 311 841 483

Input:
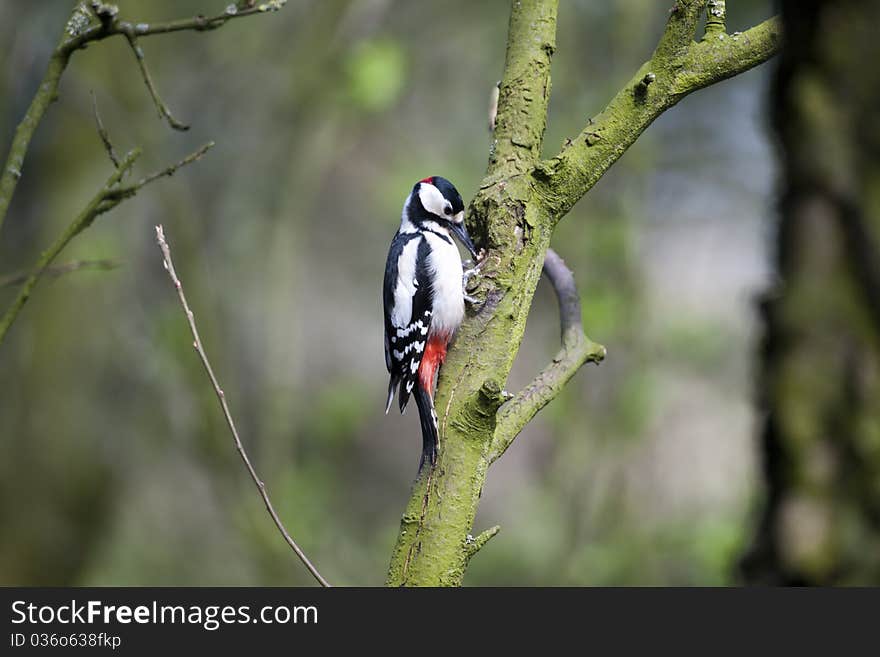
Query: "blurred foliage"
345 38 406 111
1 0 774 585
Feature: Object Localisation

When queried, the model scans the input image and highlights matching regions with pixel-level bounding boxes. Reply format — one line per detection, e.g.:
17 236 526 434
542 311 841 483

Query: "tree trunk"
741 0 880 584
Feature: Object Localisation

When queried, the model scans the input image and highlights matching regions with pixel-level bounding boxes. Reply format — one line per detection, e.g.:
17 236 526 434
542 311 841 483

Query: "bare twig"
0 259 119 288
62 1 289 52
0 1 286 236
0 149 138 345
489 249 604 463
105 142 214 201
153 225 331 588
0 143 211 346
90 91 121 168
122 31 189 131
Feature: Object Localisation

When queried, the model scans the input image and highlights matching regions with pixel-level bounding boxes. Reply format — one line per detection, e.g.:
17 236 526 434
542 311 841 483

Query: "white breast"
423 231 464 336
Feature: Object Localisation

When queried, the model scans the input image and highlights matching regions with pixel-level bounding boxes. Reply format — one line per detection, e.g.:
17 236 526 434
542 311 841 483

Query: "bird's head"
407 176 476 258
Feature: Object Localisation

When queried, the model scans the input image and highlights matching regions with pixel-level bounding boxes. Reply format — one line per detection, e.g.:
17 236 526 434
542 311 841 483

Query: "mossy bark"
387 1 782 587
741 0 880 585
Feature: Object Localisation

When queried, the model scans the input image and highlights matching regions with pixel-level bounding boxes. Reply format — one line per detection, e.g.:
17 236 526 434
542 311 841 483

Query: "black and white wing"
383 233 432 413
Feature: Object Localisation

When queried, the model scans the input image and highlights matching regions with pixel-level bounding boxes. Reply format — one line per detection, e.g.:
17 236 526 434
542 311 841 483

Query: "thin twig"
0 2 286 236
120 1 288 36
105 142 214 200
61 1 289 53
0 259 120 288
153 225 331 588
0 142 210 346
122 31 189 131
90 91 121 168
0 150 138 345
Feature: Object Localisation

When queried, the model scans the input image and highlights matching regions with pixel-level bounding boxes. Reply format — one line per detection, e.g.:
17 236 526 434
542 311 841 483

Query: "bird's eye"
444 206 452 215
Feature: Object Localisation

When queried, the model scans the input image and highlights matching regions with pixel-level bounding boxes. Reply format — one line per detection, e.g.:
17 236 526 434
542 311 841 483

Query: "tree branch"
104 142 215 201
153 225 331 588
464 525 501 563
490 248 604 463
0 143 212 346
534 12 781 221
0 149 137 345
0 44 71 236
703 1 727 38
678 17 781 92
90 91 121 168
61 1 289 53
653 0 705 64
487 0 558 178
0 258 119 288
0 1 286 235
121 30 190 131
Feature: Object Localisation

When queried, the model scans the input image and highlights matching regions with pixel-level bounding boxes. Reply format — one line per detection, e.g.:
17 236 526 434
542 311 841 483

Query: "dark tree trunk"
741 0 880 584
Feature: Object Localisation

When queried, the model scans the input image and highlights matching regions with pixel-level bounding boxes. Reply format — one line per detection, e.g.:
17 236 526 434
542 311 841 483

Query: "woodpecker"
383 176 478 470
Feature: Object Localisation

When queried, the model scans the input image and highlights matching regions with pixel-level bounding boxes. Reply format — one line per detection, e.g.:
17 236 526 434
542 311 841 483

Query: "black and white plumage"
383 176 477 470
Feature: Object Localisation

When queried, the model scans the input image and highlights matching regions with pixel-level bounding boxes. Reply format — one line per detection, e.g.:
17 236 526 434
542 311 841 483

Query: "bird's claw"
463 249 487 283
462 248 488 272
462 270 480 302
463 249 487 305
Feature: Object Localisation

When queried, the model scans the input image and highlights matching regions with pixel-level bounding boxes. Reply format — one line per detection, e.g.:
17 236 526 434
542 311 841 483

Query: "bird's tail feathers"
385 376 397 414
414 385 439 471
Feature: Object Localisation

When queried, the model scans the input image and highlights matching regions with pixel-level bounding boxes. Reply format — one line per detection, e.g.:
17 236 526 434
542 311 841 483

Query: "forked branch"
534 5 781 221
653 0 705 63
0 143 213 346
0 259 119 288
154 225 331 588
490 249 604 463
0 1 286 235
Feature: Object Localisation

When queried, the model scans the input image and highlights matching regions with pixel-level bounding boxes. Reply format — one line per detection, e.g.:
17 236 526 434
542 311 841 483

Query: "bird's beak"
450 213 477 258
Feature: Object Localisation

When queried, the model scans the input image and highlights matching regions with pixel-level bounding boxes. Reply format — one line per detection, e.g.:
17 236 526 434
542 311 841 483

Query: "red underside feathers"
418 333 448 398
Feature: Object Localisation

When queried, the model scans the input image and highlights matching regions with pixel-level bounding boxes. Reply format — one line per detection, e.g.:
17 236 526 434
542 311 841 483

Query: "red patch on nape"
418 333 449 398
419 176 434 185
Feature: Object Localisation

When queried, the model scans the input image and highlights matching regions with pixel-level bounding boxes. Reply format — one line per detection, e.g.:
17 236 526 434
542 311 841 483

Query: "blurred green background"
0 0 775 585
